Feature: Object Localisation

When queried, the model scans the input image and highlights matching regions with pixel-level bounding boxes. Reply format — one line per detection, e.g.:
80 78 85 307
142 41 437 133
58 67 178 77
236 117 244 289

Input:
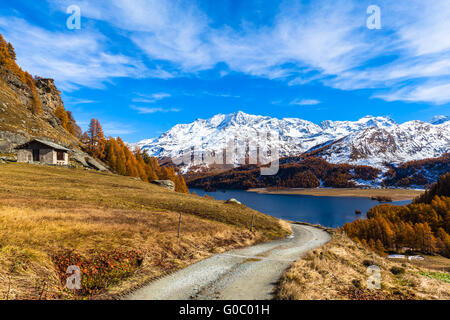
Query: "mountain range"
136 111 450 172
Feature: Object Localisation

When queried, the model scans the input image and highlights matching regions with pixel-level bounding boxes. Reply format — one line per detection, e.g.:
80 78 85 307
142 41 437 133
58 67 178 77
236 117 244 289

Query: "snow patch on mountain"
136 111 450 171
429 115 449 125
320 121 450 168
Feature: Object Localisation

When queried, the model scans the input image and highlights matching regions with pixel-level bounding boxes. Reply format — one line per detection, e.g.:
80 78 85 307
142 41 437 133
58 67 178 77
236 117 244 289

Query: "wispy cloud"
130 105 181 114
201 91 240 98
0 16 163 91
11 0 450 105
323 0 450 103
290 99 321 106
64 98 97 105
101 121 135 136
374 83 450 105
52 0 367 78
132 93 172 103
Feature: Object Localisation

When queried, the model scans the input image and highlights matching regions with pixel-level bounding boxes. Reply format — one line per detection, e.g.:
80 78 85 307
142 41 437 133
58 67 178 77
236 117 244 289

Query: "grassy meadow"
276 230 450 300
0 163 290 299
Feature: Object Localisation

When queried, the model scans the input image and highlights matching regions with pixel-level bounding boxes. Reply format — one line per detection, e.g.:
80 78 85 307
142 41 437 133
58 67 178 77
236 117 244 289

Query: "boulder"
86 157 108 172
151 180 175 191
0 131 29 153
70 149 108 172
225 198 242 205
70 152 89 167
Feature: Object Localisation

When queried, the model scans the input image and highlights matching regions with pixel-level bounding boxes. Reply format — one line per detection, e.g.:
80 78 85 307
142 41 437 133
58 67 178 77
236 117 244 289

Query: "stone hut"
15 139 69 166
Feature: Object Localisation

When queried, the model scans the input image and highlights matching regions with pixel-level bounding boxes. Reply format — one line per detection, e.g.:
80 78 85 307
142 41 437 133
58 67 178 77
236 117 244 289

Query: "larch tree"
87 119 106 160
55 105 69 130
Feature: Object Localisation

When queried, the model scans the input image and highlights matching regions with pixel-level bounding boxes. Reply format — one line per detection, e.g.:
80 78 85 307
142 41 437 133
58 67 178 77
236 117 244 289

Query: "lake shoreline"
246 187 424 201
191 188 412 228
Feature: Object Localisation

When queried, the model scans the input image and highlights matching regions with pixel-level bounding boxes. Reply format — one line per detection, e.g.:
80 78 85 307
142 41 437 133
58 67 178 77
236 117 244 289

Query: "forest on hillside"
0 34 42 115
80 119 189 193
382 154 449 187
186 153 449 190
186 157 381 190
343 173 450 258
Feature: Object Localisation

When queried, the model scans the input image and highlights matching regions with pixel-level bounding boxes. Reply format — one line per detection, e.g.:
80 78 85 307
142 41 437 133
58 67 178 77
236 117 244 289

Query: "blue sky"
0 0 449 142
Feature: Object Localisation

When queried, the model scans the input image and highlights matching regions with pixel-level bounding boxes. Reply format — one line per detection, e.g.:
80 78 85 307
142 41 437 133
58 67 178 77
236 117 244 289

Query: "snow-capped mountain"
429 115 450 125
136 111 450 170
318 120 450 167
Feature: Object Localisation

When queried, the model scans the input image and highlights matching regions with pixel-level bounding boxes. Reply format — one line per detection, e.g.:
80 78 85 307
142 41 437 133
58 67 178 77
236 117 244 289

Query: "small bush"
390 266 405 275
363 260 374 267
371 196 393 202
352 279 362 288
53 249 144 297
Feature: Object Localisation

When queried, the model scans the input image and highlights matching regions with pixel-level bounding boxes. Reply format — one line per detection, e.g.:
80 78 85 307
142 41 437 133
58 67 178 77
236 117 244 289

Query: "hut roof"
15 139 70 152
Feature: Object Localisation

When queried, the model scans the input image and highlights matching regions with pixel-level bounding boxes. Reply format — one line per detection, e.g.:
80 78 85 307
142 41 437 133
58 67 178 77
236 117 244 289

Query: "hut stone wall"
17 149 33 162
16 143 69 166
40 149 54 163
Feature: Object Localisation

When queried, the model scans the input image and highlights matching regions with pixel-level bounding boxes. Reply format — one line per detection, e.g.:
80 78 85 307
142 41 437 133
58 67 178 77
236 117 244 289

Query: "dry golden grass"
0 163 289 299
248 188 423 201
276 232 450 300
0 164 287 237
407 255 450 273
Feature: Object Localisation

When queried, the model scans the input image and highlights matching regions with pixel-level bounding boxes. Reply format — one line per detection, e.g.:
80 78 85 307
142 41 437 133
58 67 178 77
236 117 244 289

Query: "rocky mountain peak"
429 115 449 125
136 112 449 172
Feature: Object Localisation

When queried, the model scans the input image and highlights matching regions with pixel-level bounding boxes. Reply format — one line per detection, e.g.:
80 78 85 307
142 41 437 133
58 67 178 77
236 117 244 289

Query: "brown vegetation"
382 154 449 187
0 33 82 148
187 153 449 190
371 196 393 202
187 157 381 190
82 118 189 193
276 232 450 300
0 34 42 115
0 163 289 299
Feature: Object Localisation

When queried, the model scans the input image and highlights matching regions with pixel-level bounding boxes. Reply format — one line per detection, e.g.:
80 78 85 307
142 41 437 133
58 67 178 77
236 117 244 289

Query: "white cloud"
52 0 369 78
130 105 181 114
0 16 165 91
290 99 321 106
132 93 171 103
102 121 135 136
64 98 97 105
11 0 450 104
325 0 450 102
201 91 240 98
54 0 215 72
374 83 450 105
50 0 383 91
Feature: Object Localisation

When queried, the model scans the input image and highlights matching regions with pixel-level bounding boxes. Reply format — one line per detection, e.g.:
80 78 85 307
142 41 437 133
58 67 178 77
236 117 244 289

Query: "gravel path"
125 224 330 300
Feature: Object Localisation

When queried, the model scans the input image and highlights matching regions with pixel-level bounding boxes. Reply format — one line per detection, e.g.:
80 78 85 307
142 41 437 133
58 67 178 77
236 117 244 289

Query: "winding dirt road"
125 224 330 300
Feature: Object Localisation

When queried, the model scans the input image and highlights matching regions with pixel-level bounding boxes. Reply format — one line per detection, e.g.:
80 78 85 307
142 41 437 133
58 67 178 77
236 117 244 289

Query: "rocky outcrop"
225 198 242 205
151 180 175 191
0 131 29 153
35 78 63 114
0 68 33 108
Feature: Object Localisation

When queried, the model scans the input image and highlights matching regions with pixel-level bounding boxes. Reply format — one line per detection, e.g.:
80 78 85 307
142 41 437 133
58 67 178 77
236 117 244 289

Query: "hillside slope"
0 163 289 299
0 35 81 153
